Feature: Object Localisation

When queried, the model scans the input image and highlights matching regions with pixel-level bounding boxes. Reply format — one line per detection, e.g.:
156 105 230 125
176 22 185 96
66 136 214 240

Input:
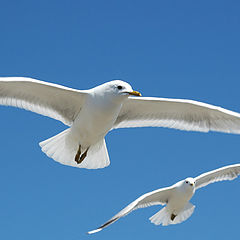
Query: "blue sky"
0 0 240 239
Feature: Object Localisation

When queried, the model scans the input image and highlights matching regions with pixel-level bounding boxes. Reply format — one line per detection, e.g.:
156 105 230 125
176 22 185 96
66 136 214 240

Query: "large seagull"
88 164 240 234
1 77 240 169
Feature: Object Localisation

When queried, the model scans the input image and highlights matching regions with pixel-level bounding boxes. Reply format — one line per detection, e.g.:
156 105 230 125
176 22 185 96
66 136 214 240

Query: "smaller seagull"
88 163 240 234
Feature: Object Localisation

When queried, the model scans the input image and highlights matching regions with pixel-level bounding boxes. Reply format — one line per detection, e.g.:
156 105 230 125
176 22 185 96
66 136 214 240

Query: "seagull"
87 163 240 234
1 77 240 169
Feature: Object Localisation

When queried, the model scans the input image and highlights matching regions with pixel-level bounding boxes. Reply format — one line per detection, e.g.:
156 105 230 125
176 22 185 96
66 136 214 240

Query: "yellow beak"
128 90 142 96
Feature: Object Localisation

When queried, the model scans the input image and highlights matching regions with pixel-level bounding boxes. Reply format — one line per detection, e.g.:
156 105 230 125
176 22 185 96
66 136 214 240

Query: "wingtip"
87 228 102 235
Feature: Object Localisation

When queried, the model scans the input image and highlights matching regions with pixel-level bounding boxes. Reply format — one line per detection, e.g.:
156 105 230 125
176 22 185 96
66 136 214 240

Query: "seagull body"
60 81 136 168
88 164 240 234
1 77 240 168
0 78 140 169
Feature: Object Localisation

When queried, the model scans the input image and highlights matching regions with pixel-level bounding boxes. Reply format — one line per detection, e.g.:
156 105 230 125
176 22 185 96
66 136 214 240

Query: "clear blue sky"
0 0 240 239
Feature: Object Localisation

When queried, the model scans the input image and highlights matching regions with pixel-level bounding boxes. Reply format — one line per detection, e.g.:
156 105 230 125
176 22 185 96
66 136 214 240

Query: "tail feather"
78 140 110 169
149 207 172 226
39 129 110 169
149 202 195 226
173 202 195 224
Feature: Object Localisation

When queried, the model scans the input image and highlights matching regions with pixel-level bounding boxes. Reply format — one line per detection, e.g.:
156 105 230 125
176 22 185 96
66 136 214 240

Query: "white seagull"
88 163 240 234
1 77 240 169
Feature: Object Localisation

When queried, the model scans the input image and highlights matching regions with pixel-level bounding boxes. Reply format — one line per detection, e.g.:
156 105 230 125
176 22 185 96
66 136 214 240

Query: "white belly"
168 189 194 215
69 96 122 148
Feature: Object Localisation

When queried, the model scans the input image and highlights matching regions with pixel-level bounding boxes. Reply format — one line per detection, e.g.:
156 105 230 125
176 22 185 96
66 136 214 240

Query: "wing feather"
113 97 240 134
0 77 87 126
195 164 240 190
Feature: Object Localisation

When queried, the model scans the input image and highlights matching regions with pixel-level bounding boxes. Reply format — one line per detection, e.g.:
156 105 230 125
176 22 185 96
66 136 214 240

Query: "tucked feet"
75 145 89 164
75 145 82 163
79 147 89 163
171 214 177 221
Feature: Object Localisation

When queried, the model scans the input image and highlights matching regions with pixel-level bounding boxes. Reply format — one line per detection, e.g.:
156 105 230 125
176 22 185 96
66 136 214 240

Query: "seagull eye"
185 181 189 184
117 86 123 90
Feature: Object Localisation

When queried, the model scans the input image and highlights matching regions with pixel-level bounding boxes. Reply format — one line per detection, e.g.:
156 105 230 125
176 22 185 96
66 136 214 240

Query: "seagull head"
96 80 141 99
175 177 196 200
183 177 196 188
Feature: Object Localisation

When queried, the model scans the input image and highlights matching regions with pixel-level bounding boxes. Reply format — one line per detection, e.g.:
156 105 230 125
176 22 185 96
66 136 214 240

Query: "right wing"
87 186 173 234
0 77 87 126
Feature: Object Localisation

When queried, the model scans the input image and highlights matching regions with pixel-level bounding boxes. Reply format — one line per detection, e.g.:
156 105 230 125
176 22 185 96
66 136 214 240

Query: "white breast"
168 186 194 215
70 93 123 147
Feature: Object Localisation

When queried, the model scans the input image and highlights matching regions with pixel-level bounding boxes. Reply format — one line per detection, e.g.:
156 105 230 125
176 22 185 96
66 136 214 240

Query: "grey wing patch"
133 201 165 210
113 96 240 134
0 77 86 125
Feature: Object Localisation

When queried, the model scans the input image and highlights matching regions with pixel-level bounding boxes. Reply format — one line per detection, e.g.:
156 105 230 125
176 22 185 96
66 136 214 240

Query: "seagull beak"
128 90 142 97
190 183 193 186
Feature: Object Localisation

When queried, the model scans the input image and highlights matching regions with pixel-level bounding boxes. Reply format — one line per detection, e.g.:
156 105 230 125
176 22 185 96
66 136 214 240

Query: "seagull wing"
195 164 240 190
113 97 240 134
0 77 87 126
87 186 173 234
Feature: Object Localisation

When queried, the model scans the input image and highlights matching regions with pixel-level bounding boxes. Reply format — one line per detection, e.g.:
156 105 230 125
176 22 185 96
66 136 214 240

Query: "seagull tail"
74 138 110 169
172 202 195 224
149 206 172 226
149 202 195 226
39 129 72 166
39 130 110 169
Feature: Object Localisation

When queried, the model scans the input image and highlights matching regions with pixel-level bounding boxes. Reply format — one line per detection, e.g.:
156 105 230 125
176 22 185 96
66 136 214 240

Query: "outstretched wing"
195 164 240 190
0 77 87 126
113 97 240 134
87 186 173 234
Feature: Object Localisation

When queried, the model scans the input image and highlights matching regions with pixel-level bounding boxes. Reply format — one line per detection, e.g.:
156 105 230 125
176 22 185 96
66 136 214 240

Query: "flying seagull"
88 163 240 234
1 77 240 169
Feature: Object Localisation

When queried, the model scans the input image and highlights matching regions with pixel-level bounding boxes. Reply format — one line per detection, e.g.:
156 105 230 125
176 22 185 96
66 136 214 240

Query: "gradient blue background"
0 1 240 239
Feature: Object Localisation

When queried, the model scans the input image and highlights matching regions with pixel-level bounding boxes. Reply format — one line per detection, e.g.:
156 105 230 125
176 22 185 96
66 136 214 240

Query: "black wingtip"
87 217 119 235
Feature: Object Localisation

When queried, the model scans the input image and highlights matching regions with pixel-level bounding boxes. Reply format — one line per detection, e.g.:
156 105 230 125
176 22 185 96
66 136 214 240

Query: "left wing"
195 164 240 190
87 186 173 234
113 97 240 134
